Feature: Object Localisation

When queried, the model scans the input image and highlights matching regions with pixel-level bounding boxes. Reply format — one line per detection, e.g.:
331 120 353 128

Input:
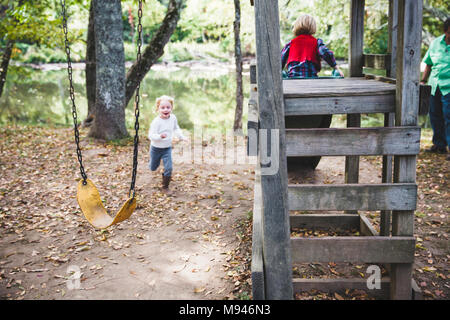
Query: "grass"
106 136 135 147
161 42 232 63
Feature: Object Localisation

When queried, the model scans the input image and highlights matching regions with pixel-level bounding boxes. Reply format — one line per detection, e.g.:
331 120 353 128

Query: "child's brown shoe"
162 174 171 191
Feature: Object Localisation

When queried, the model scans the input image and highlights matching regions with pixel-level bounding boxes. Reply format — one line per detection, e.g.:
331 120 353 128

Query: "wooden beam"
288 183 417 211
284 94 395 116
345 113 361 214
388 0 399 78
293 278 390 299
286 127 421 157
283 78 396 98
363 54 391 70
380 112 395 236
391 0 422 300
395 0 422 128
360 213 379 236
247 63 258 157
251 167 265 300
290 214 360 230
291 236 416 263
293 278 422 300
362 75 430 115
349 0 365 77
254 0 292 300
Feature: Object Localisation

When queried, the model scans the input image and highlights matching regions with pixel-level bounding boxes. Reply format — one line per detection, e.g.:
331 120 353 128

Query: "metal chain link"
129 0 143 199
60 0 88 185
61 0 143 197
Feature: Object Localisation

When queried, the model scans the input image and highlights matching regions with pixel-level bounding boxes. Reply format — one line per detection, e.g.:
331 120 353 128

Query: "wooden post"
346 0 364 213
391 0 422 300
380 112 394 236
247 63 258 157
254 0 292 299
382 0 398 235
388 0 398 78
349 0 365 77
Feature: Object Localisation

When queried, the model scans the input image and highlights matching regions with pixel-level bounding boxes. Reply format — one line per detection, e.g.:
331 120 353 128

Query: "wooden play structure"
248 0 426 300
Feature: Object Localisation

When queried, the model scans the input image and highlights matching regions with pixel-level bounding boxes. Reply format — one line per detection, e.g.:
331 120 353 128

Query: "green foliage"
162 42 230 62
237 291 251 300
19 45 67 63
2 0 449 64
174 0 255 54
1 0 87 65
107 136 134 146
1 0 86 46
163 42 195 62
122 0 167 43
281 0 447 58
421 0 449 55
363 1 389 54
281 0 391 58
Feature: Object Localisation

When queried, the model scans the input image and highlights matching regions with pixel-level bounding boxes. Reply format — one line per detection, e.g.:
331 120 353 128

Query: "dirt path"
0 127 448 300
0 127 254 300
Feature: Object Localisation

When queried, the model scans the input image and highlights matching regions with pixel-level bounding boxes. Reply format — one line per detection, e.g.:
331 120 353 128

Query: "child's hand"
335 67 344 77
160 133 167 139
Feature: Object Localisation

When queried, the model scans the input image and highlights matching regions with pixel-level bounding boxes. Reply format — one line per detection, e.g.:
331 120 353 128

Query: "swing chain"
60 0 88 185
129 0 143 199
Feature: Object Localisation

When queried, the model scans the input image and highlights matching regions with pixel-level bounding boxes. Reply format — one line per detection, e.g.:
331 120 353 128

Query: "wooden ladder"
249 0 424 300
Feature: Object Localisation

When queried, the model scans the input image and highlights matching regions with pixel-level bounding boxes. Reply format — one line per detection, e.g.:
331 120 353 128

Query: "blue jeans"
149 146 172 177
429 87 450 149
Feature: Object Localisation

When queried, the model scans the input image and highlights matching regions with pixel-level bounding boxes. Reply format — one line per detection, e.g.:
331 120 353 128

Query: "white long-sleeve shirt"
148 114 185 148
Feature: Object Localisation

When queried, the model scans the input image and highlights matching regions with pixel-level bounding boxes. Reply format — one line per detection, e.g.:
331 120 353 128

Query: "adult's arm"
421 64 432 84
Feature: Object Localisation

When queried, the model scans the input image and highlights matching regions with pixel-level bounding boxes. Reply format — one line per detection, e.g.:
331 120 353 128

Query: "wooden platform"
250 0 422 300
283 78 396 98
283 78 397 116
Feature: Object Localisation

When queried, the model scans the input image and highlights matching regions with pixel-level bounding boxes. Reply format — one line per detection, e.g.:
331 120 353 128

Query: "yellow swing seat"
77 179 137 229
61 0 143 229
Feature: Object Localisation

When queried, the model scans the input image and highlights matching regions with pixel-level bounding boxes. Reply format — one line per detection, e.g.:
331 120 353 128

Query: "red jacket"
286 34 321 71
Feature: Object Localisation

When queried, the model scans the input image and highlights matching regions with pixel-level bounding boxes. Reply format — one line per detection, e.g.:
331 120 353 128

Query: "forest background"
0 0 449 131
0 0 449 301
2 0 448 67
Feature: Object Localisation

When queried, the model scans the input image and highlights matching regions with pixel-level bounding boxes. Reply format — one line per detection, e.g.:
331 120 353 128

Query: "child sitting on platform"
281 14 344 170
281 14 344 78
148 95 187 191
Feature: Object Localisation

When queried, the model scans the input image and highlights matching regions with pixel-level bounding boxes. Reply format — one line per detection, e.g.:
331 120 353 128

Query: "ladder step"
283 78 396 98
291 236 415 263
292 278 422 300
288 183 417 211
290 214 360 230
284 94 395 116
286 127 420 156
293 278 390 299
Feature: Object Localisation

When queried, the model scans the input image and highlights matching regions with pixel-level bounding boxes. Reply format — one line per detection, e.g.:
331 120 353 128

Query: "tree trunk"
85 0 96 118
89 0 128 140
233 0 243 133
125 0 183 108
0 40 14 99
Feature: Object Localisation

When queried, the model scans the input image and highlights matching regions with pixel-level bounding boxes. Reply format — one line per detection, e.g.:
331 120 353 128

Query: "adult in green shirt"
421 18 450 160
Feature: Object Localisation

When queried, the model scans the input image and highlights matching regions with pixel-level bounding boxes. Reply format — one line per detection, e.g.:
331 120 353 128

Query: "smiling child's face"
158 100 173 119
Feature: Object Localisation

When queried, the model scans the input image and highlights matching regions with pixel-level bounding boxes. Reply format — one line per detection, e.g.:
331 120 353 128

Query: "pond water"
0 61 251 132
3 60 411 132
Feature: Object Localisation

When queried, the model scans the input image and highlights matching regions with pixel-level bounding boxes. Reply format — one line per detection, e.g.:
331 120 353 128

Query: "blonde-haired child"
148 95 186 191
282 14 344 78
